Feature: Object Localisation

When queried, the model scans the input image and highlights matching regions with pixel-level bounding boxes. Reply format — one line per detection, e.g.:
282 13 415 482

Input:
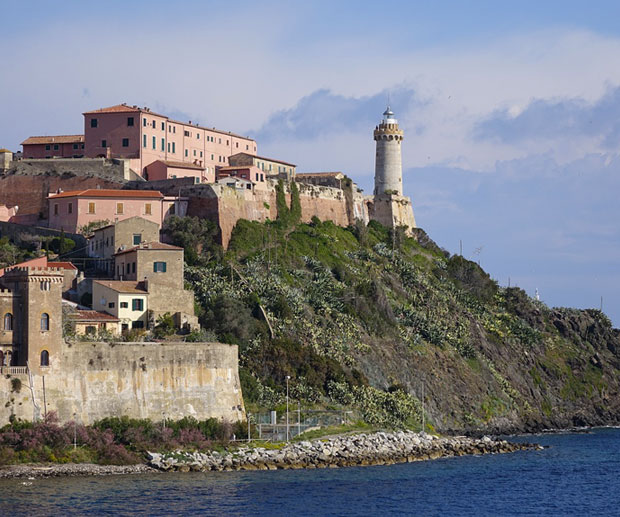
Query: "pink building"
21 135 85 159
47 189 166 232
216 165 268 190
82 104 257 180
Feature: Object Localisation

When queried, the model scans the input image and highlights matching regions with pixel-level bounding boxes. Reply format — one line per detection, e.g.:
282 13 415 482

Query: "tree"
289 181 302 224
163 216 222 265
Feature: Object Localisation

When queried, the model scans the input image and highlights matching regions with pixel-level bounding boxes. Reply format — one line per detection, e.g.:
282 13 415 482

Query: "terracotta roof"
93 280 147 294
48 189 164 199
21 135 84 146
297 172 344 177
83 104 140 115
82 103 254 141
218 165 255 171
71 310 120 322
230 152 296 167
48 261 78 270
155 160 204 170
114 242 183 256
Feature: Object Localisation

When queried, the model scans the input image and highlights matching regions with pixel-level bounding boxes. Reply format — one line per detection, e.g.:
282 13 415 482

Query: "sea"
1 428 619 516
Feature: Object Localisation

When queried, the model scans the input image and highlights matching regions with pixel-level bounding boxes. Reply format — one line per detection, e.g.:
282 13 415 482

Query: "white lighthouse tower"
367 106 416 232
374 106 404 196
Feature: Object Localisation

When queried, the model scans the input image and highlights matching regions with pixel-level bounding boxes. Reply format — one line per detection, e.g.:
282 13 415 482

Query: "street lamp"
73 412 77 450
286 375 291 442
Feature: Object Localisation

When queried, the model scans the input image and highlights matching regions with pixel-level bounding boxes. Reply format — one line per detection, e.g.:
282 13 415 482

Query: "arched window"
40 350 49 366
40 313 49 331
3 313 12 330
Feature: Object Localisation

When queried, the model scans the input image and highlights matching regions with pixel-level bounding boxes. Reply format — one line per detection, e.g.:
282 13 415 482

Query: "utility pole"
286 376 291 442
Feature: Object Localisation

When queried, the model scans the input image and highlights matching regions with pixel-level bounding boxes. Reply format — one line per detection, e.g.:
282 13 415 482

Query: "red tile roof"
156 160 204 170
296 172 344 177
48 189 164 199
230 152 296 167
114 242 183 256
48 261 78 270
72 310 120 322
83 104 140 114
93 280 148 294
82 104 254 141
21 135 84 146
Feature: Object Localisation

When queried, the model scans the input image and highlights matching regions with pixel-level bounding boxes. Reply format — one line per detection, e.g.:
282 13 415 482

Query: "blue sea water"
1 428 620 516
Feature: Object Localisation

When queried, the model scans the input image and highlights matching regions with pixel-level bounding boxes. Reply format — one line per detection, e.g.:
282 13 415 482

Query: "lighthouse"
373 106 404 196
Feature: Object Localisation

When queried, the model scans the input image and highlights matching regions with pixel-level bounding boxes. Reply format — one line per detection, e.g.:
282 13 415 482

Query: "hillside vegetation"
173 214 620 434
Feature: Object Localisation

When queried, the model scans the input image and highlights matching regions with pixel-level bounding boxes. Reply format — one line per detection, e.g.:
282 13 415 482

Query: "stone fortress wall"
0 340 244 425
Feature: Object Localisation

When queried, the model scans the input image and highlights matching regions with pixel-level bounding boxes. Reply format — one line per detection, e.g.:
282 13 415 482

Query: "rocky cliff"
184 218 620 434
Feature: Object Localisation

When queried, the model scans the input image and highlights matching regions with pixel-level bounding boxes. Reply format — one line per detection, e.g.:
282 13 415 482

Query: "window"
53 204 58 216
128 117 134 126
91 118 98 128
133 233 142 245
226 140 229 145
101 140 107 148
3 313 12 330
122 138 129 147
200 151 203 157
88 202 95 214
153 261 167 273
256 173 259 181
40 281 50 291
120 302 128 308
132 298 144 311
193 150 196 156
185 149 188 157
73 144 78 150
68 202 73 214
45 144 51 151
108 302 115 308
40 350 49 366
197 133 200 140
143 134 147 148
246 144 249 150
152 136 156 150
246 183 252 190
184 130 190 137
161 122 165 131
132 320 144 329
168 125 172 131
40 313 49 331
211 154 214 160
167 143 170 152
218 138 221 144
260 174 264 181
236 142 239 148
53 144 59 151
172 142 176 153
81 143 85 149
161 138 165 152
85 326 96 335
132 262 136 273
152 120 156 128
116 202 124 214
143 118 147 127
144 203 152 215
173 127 176 134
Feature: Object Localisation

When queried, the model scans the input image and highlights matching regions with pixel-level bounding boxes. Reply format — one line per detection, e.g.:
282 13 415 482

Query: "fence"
250 409 354 442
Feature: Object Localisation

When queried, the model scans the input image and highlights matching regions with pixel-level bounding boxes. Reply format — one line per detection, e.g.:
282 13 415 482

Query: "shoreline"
148 430 541 473
0 430 544 480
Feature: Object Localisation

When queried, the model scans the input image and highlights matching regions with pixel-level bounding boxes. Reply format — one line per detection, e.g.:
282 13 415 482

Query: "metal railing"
0 366 28 375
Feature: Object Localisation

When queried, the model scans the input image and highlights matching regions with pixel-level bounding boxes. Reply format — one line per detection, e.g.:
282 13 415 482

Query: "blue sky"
2 1 620 324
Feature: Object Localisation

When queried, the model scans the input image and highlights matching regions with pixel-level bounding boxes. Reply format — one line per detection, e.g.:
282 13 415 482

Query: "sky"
2 0 620 325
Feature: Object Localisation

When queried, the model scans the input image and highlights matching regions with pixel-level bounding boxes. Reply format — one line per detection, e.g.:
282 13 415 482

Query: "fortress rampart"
0 340 245 425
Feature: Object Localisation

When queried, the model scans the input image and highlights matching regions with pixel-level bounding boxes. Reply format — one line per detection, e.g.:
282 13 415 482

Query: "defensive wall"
0 158 130 223
0 340 245 425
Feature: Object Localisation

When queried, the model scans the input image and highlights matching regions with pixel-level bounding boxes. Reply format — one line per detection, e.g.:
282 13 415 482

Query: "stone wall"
366 194 416 233
0 340 244 425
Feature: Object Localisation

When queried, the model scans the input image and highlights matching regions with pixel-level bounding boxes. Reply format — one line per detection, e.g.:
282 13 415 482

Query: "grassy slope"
186 219 620 433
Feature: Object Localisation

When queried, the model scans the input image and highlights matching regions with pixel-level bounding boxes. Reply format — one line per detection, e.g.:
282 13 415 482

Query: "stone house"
92 242 198 332
228 152 296 180
87 216 160 275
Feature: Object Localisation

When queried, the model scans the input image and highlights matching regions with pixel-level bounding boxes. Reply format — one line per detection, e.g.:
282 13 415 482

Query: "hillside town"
0 102 415 426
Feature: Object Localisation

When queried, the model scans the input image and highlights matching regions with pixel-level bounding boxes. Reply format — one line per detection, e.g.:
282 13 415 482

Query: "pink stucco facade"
21 135 85 159
47 189 165 232
147 160 214 183
82 104 257 179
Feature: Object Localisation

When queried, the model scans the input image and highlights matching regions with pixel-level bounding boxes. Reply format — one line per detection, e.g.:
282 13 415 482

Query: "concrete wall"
0 340 245 425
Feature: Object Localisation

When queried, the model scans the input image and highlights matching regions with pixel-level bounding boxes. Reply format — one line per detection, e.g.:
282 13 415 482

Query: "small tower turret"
373 106 404 196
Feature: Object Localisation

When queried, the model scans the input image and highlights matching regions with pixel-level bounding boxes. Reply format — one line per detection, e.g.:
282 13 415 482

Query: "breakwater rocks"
147 431 542 472
0 463 156 479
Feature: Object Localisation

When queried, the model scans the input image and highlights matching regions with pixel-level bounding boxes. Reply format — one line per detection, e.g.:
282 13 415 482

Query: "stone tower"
367 106 416 232
374 106 404 196
2 266 64 374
